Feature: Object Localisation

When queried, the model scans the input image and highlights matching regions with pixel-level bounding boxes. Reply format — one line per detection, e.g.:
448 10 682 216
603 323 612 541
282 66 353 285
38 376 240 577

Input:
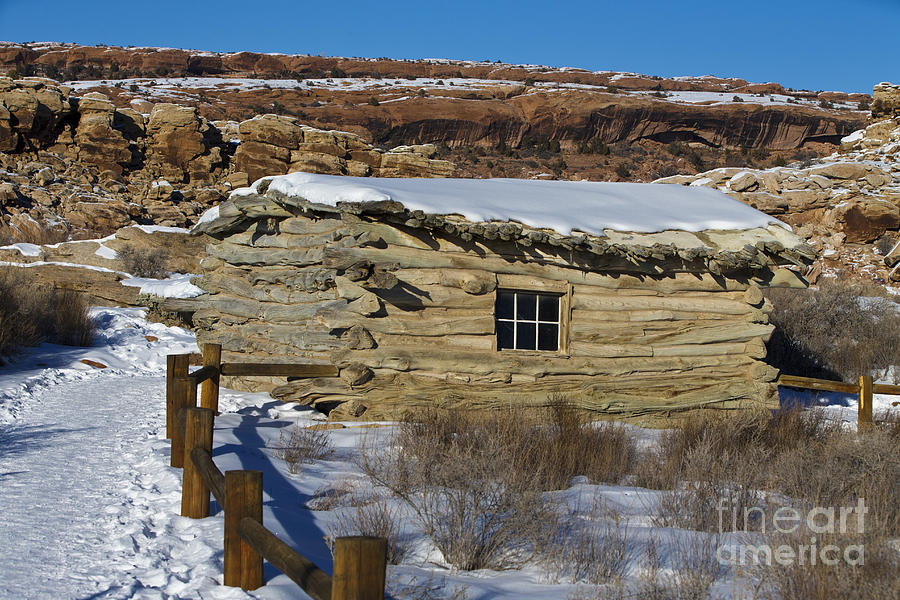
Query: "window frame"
493 280 572 355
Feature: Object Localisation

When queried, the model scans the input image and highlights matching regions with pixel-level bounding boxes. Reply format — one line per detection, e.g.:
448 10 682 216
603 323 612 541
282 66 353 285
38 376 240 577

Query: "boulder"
872 82 900 119
826 199 900 243
727 171 758 192
63 198 134 234
808 162 869 180
239 115 303 148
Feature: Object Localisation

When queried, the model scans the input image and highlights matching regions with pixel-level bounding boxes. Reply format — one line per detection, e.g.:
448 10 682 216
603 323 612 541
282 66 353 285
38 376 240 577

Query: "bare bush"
0 269 95 359
327 496 409 564
116 243 169 278
753 530 900 600
874 234 897 256
358 409 559 570
542 495 633 585
269 423 332 474
540 399 636 489
765 279 900 381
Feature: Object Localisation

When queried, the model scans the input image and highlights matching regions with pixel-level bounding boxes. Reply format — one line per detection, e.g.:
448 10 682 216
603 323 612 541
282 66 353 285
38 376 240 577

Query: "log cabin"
187 172 815 420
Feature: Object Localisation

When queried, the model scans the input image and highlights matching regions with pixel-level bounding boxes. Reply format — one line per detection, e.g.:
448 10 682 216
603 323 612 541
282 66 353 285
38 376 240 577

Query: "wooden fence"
166 344 386 600
776 373 900 429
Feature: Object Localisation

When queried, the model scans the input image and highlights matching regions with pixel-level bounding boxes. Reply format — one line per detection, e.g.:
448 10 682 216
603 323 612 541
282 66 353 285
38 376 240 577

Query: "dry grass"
355 399 897 595
116 243 169 278
269 423 332 474
543 495 633 585
0 268 95 359
765 279 900 381
327 496 409 565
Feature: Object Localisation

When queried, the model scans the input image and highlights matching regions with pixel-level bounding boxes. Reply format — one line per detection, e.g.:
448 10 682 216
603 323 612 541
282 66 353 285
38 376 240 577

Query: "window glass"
516 292 537 320
495 289 563 352
538 295 559 322
538 323 559 351
497 320 515 350
516 322 537 350
496 291 515 320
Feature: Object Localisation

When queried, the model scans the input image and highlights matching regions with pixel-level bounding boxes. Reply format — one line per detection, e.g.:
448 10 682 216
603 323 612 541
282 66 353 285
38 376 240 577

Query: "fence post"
166 354 190 440
331 537 387 600
171 377 197 468
858 375 873 431
224 470 263 590
201 343 222 414
181 407 215 518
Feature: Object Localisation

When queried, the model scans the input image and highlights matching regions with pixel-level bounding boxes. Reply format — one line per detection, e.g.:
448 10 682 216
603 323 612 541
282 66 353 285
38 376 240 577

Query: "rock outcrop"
234 115 454 182
873 82 900 119
655 113 900 281
0 77 455 237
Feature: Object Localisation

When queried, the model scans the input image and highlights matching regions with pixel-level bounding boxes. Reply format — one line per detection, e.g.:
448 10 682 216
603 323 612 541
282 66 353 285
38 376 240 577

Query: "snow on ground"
121 273 204 298
0 308 897 599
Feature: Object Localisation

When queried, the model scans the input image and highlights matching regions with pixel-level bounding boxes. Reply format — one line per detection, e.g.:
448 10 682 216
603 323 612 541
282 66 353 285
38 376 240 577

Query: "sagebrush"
765 279 900 381
116 244 169 278
0 268 95 359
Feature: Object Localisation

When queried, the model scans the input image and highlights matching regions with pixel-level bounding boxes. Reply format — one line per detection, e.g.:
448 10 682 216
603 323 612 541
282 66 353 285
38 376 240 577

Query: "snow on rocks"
121 273 204 298
655 116 900 281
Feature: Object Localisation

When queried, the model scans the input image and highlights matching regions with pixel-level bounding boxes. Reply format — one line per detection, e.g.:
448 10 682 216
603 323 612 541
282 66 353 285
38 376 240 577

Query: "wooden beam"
178 365 219 386
873 383 900 396
224 470 263 590
220 363 339 378
237 517 332 600
190 447 225 507
201 344 222 413
776 374 859 395
170 379 197 468
331 536 387 600
181 408 215 519
859 375 873 431
166 354 190 440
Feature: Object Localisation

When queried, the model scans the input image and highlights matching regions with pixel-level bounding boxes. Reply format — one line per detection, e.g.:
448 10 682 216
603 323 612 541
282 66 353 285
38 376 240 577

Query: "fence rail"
775 373 900 429
165 344 385 598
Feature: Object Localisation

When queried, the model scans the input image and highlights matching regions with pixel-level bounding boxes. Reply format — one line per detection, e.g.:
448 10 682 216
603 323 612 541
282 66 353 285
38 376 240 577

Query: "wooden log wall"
192 211 787 420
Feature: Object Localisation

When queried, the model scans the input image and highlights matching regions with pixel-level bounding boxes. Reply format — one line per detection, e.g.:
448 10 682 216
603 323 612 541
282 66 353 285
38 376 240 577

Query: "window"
495 290 561 351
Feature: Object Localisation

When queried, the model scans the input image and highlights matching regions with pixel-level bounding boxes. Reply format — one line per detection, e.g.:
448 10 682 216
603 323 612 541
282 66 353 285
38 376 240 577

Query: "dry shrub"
634 408 834 492
269 423 332 474
753 530 900 600
765 279 900 381
630 534 723 600
357 402 638 570
542 495 633 585
0 268 95 358
117 243 169 278
327 497 409 565
541 399 636 489
874 233 897 256
359 408 557 570
306 477 374 511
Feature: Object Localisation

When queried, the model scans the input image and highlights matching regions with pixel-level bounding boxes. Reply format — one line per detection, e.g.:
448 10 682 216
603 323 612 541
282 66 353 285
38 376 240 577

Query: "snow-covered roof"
194 173 815 274
226 172 787 236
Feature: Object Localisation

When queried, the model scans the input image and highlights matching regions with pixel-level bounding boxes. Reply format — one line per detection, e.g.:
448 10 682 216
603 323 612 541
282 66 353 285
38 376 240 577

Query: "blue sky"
0 0 896 93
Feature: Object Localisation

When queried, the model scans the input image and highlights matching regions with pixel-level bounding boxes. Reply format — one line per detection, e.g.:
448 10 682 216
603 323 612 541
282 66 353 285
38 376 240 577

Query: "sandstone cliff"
0 43 866 156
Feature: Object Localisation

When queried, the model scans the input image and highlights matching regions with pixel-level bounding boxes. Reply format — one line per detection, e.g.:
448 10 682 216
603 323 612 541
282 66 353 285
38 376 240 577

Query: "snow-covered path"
0 375 174 599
